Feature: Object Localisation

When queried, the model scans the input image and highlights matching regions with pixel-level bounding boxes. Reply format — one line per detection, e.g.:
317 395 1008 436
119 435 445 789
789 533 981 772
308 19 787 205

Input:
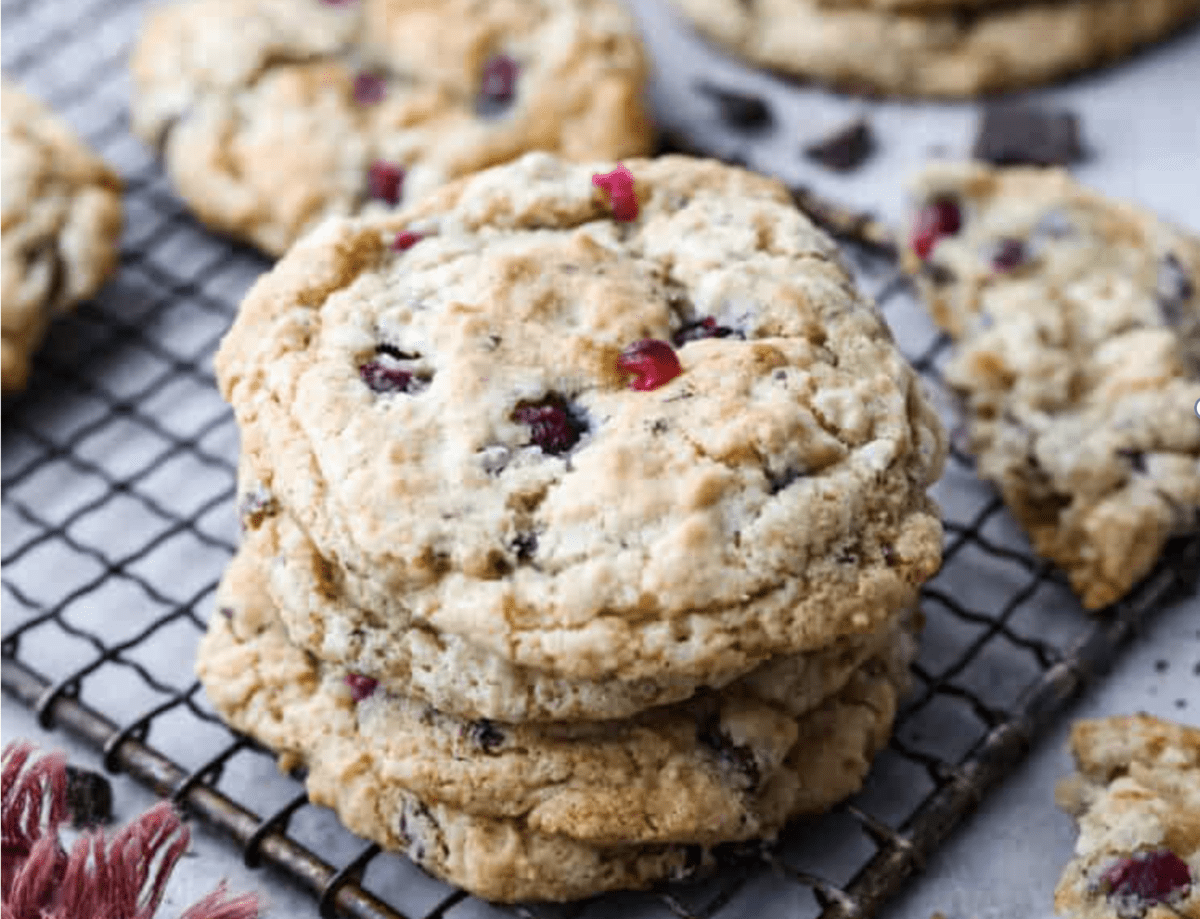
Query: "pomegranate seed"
513 399 581 455
911 198 961 260
1100 849 1192 904
618 339 682 391
353 71 386 105
592 165 638 222
368 160 404 205
480 54 519 105
359 361 413 394
392 230 422 251
344 673 378 702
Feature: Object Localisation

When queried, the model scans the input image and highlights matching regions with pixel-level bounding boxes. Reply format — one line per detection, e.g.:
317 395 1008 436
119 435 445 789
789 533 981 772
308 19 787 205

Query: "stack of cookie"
198 153 947 901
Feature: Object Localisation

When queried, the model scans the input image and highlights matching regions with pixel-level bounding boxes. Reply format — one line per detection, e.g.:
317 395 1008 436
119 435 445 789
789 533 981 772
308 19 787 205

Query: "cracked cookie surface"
197 541 912 895
240 495 902 722
216 152 946 686
667 0 1200 98
130 0 653 256
1 81 122 394
903 162 1200 610
1054 715 1200 919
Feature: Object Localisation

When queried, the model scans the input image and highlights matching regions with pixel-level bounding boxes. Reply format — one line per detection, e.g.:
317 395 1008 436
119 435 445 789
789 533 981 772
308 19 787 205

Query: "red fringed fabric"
1 742 259 919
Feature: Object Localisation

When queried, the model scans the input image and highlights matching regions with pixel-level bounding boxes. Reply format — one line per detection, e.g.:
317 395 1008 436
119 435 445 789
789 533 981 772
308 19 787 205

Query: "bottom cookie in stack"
198 531 918 902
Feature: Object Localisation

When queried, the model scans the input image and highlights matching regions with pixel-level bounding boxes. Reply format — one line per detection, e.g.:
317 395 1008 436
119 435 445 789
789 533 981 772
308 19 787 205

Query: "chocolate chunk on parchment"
973 104 1085 166
804 117 875 173
65 764 114 828
695 81 773 132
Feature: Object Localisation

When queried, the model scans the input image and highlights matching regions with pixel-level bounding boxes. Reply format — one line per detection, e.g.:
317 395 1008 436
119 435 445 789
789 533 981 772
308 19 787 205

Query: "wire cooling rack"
3 1 1199 917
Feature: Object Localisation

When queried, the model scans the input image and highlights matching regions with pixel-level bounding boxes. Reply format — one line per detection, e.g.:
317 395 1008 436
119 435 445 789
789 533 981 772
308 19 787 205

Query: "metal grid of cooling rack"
3 1 1199 918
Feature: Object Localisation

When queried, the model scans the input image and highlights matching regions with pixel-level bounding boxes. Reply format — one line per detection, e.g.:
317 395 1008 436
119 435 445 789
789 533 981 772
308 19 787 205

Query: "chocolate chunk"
695 81 773 132
467 719 505 754
767 467 799 494
990 238 1027 272
672 316 736 347
696 714 761 791
64 765 113 828
511 532 538 562
973 104 1085 167
1118 449 1148 474
803 117 875 173
1156 253 1194 327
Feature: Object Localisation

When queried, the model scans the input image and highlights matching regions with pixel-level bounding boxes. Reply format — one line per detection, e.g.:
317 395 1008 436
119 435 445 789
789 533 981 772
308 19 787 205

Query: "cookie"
130 0 653 256
242 494 903 722
666 0 1200 98
215 152 946 687
812 0 1003 9
197 543 912 897
902 162 1200 610
1054 715 1199 919
1 81 122 395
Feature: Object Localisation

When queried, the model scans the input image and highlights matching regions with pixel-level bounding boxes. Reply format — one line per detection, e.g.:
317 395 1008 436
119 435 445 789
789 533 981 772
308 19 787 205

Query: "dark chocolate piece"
804 117 875 173
973 104 1085 167
695 81 773 132
64 765 114 828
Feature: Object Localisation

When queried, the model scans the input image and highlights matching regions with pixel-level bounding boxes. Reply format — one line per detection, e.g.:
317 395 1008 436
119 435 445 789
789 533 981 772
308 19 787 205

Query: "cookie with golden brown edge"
197 540 914 899
216 152 945 688
238 488 907 721
1055 715 1199 919
903 162 1200 610
2 81 122 394
130 0 653 256
667 0 1200 98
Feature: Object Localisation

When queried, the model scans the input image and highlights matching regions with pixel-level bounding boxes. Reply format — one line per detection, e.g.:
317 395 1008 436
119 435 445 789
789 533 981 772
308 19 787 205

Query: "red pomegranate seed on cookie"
618 339 682 391
344 673 378 702
911 198 961 260
368 160 404 205
592 165 638 222
353 71 386 105
360 361 413 393
481 54 519 104
1100 849 1192 905
392 230 422 251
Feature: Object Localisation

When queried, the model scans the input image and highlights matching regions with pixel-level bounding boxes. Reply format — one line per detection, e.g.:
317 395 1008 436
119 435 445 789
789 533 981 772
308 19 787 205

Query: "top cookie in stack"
130 0 654 256
199 152 946 900
667 0 1200 97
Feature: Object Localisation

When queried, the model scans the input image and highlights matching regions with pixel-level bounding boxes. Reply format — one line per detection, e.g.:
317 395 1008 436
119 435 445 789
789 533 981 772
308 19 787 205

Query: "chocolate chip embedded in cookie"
216 152 946 688
1054 715 1200 919
130 0 654 256
667 0 1200 98
903 162 1200 610
2 81 122 395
